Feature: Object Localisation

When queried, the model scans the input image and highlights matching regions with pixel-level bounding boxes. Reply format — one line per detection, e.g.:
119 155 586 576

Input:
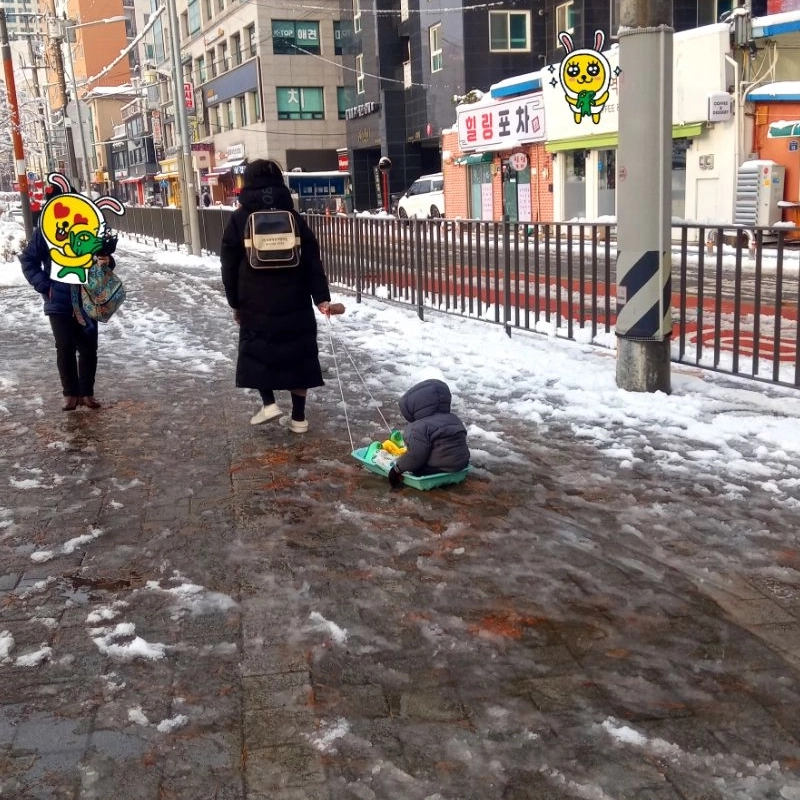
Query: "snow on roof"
752 8 800 37
747 81 800 101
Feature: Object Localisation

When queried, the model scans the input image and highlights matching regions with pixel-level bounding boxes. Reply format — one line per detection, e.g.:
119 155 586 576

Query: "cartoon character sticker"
558 30 611 125
39 172 125 284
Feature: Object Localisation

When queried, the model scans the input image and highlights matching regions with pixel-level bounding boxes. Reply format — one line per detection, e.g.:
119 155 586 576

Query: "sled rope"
324 316 392 452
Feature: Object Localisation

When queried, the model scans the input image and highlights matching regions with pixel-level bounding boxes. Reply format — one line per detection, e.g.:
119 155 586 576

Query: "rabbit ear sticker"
557 29 613 126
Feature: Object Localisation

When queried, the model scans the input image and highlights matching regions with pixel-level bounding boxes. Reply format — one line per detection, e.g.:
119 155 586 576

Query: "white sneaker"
250 403 282 425
288 418 309 434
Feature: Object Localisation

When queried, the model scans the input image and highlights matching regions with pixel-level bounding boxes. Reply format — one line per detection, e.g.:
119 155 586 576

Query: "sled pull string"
324 317 393 435
324 316 356 451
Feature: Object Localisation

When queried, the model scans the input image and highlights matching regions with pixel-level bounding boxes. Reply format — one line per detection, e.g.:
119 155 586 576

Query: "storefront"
449 75 550 222
747 83 800 235
205 144 247 205
154 158 180 207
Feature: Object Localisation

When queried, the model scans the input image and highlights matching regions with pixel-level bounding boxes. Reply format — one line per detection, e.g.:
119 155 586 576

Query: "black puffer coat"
220 180 331 390
394 379 470 475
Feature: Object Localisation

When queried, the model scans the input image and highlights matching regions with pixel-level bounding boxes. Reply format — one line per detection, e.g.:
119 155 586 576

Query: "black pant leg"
76 325 99 397
49 315 80 396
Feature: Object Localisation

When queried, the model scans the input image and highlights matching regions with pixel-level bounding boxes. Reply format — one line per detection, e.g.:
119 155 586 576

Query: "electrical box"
734 160 785 227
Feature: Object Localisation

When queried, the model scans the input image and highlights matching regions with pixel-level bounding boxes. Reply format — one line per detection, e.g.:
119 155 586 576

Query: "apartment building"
146 0 346 205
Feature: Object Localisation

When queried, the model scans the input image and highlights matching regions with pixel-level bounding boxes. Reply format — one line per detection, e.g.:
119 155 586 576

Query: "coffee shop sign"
345 102 380 120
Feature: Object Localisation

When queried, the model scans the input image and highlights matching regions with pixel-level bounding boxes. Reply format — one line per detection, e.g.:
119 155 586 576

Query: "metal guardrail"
114 208 800 390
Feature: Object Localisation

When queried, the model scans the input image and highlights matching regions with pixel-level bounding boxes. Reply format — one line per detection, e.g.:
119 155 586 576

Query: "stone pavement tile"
719 596 798 626
749 621 800 654
245 743 326 790
244 708 315 749
12 711 89 754
712 722 800 763
76 750 163 800
243 673 312 710
249 787 330 800
312 683 389 719
0 572 21 592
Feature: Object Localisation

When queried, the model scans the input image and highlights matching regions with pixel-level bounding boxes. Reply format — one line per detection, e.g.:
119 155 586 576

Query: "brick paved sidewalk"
2 255 800 799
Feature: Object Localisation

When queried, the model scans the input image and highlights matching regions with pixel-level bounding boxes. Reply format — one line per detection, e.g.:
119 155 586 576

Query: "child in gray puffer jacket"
388 379 470 487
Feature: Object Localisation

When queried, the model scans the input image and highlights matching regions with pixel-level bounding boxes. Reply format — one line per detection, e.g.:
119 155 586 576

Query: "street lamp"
61 16 127 192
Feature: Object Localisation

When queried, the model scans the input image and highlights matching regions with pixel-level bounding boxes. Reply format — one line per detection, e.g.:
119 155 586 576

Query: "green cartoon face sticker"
69 229 104 257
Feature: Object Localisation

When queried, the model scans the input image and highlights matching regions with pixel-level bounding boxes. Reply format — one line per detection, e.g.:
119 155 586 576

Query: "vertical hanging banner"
184 82 195 112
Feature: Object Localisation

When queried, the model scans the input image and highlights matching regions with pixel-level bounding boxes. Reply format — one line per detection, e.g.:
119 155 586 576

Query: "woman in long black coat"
220 159 332 433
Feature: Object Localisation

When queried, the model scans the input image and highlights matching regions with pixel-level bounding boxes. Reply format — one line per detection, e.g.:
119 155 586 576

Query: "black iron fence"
114 207 800 390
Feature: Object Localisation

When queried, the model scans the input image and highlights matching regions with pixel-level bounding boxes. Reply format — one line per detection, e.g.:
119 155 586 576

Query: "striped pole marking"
616 249 672 339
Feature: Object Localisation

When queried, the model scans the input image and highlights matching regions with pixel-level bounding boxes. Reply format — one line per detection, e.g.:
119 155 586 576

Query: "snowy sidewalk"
1 237 800 799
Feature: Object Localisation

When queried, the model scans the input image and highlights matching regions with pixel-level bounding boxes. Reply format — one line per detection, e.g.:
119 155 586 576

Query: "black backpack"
244 210 300 269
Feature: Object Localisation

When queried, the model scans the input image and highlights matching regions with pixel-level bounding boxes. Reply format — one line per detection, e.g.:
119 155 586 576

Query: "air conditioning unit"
734 160 785 227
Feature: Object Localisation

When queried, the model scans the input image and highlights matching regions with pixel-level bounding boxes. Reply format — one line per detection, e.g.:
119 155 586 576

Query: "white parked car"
396 172 444 219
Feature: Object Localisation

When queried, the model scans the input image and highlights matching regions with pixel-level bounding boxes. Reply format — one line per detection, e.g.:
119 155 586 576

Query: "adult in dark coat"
19 226 117 411
388 379 471 486
220 159 332 433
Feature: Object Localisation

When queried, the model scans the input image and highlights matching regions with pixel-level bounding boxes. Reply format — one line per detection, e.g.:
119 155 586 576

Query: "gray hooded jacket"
394 379 470 475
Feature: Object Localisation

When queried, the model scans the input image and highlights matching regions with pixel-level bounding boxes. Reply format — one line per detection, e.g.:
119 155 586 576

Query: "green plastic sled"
351 445 471 491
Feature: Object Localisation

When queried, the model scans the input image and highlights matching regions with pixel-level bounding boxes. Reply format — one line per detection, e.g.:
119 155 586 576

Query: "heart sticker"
54 202 70 219
73 214 89 226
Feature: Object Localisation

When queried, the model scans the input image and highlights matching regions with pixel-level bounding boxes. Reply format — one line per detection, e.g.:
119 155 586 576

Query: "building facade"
145 0 346 206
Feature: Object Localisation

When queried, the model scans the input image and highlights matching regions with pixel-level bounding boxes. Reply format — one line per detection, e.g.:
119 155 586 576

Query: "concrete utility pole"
166 0 201 255
0 9 33 239
24 14 53 174
43 0 80 188
615 0 673 393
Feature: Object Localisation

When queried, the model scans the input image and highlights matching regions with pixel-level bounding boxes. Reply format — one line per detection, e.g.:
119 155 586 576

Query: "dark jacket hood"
237 179 293 213
399 378 452 422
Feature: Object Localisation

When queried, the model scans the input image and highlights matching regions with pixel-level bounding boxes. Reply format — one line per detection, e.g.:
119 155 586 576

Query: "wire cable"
325 315 393 439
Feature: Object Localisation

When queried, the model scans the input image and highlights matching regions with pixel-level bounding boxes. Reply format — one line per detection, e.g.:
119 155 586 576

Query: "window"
231 33 242 65
354 0 361 33
227 101 234 130
337 86 351 119
489 10 530 52
238 94 247 126
207 49 216 77
196 55 206 83
555 2 575 35
272 21 321 54
609 0 620 38
219 41 228 72
251 90 261 121
204 0 212 21
698 0 733 25
187 0 201 35
430 24 442 72
356 53 364 94
246 24 256 57
276 87 325 119
334 21 343 55
217 0 224 10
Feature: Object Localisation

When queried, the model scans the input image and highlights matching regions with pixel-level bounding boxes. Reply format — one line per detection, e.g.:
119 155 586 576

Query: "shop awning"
545 122 704 153
453 152 494 166
119 176 144 184
209 158 245 175
153 172 178 181
768 120 800 138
